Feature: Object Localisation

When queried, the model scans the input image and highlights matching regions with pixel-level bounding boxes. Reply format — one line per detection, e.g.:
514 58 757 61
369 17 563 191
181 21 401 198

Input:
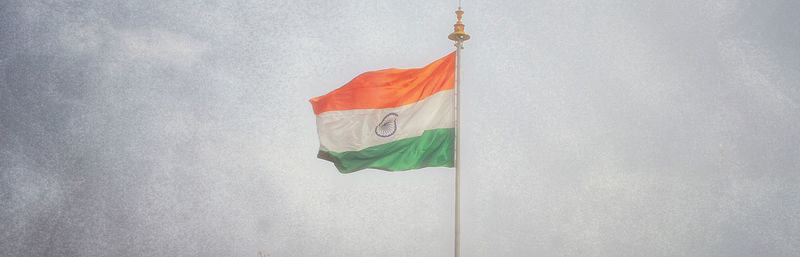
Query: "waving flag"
310 52 456 173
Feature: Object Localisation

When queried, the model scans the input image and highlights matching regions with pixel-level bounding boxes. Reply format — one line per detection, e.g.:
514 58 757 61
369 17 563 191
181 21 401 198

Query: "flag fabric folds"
310 52 456 173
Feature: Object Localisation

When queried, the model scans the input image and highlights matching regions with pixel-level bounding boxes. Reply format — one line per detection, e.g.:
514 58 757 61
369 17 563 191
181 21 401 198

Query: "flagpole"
448 5 469 257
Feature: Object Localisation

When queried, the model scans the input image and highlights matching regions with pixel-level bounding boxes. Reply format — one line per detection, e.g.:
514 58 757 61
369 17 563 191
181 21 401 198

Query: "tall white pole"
454 41 462 257
448 6 469 257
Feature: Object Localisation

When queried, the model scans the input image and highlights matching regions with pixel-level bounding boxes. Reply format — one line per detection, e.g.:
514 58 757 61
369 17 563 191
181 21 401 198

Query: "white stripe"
315 89 455 152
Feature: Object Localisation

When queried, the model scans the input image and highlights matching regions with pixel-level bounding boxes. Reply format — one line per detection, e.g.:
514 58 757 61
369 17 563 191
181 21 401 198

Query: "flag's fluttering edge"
310 52 456 173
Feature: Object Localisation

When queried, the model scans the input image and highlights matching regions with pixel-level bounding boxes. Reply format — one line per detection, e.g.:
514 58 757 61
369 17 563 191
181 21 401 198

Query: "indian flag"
310 52 456 173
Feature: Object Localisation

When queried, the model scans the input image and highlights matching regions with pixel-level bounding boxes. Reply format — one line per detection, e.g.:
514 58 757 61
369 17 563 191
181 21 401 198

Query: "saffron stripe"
309 52 455 115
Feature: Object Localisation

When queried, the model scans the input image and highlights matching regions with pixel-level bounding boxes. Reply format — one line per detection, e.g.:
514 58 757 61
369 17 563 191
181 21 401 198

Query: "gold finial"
448 7 470 42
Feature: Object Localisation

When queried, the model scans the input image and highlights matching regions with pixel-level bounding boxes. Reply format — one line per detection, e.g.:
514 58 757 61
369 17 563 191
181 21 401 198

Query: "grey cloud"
2 0 799 256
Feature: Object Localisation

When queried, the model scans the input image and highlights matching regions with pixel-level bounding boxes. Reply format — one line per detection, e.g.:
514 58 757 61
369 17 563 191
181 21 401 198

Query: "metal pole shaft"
454 41 462 257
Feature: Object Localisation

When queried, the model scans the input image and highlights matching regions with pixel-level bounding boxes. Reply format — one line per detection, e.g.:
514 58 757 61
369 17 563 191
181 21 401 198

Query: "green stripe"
318 128 455 173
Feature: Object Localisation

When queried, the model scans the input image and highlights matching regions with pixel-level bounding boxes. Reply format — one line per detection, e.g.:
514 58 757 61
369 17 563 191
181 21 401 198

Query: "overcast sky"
2 0 799 256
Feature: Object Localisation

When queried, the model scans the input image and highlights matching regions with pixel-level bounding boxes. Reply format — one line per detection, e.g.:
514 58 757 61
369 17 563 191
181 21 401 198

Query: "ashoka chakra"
375 113 399 137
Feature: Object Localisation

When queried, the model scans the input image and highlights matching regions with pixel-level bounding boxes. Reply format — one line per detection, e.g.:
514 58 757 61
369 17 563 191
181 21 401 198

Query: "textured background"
1 0 799 256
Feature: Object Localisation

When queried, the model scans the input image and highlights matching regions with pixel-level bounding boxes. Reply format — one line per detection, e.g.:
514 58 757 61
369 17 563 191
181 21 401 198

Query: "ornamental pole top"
448 7 470 42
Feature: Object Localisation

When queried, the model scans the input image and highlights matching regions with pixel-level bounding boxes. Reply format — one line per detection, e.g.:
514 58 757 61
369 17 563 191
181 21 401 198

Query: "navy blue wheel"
375 113 399 137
